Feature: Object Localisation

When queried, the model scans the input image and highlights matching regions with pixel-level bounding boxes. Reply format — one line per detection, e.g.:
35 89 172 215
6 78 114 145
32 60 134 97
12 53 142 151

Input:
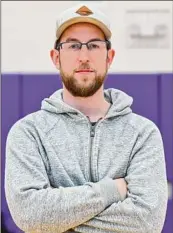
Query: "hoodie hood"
41 88 133 119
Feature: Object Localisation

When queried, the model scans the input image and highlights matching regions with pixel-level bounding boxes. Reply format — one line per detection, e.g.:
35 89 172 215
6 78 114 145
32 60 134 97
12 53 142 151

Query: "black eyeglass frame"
54 39 111 51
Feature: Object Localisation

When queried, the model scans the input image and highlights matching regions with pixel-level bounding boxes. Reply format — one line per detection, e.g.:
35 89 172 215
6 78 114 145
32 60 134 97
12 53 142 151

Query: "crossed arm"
73 125 168 233
5 120 168 233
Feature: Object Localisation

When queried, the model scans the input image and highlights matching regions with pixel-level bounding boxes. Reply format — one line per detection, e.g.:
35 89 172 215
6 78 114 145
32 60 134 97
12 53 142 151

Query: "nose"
78 45 90 63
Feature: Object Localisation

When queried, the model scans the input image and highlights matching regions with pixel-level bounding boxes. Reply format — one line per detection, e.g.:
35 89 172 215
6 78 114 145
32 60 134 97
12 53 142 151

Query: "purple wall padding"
163 196 173 233
1 74 23 233
105 74 159 126
1 73 173 233
160 74 173 233
160 74 173 180
22 74 62 117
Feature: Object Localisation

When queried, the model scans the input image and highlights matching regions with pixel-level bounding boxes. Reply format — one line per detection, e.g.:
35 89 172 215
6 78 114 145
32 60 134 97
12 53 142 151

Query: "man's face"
51 22 115 97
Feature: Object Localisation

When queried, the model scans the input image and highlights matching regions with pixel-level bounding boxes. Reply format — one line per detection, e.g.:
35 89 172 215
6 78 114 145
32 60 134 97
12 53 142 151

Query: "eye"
88 42 100 50
69 43 81 50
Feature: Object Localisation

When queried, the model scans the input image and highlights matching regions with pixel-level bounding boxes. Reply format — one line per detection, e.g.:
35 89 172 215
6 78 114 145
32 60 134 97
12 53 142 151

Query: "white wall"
2 1 173 73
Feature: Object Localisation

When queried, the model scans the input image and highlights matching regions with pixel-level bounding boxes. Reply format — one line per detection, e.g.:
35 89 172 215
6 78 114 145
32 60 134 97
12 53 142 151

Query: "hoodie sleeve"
4 120 123 233
74 123 168 233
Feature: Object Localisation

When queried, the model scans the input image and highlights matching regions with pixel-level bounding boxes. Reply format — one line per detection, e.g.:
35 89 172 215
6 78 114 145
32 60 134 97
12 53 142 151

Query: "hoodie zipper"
88 118 103 182
89 123 94 181
88 123 95 181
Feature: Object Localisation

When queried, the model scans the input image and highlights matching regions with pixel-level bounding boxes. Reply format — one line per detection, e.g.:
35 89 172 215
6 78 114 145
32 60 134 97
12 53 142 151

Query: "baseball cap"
55 3 111 40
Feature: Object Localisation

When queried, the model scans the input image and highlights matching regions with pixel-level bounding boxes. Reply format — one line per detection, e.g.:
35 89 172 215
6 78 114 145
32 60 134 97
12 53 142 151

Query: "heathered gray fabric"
5 88 168 233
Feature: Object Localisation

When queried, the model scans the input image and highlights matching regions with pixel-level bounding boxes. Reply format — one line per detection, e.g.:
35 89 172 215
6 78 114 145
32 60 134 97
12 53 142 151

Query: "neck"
62 86 111 122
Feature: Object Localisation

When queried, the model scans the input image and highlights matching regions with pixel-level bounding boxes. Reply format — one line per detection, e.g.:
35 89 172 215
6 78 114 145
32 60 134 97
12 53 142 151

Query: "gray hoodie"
5 88 168 233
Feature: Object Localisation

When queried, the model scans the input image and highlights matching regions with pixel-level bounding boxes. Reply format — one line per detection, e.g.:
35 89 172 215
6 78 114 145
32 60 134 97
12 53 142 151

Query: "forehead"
60 22 105 42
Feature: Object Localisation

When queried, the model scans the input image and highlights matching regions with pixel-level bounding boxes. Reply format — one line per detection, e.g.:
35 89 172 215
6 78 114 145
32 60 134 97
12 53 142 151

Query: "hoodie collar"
41 88 133 119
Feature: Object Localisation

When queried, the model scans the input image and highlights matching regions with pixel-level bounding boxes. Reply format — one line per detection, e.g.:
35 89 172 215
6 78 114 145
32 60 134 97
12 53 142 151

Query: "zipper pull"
90 127 95 137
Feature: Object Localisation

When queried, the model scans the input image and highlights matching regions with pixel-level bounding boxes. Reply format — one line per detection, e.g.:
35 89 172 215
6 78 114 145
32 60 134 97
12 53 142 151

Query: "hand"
114 178 127 200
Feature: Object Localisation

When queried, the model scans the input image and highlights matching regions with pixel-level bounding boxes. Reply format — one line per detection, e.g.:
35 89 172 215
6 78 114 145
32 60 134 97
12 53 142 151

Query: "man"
5 3 168 233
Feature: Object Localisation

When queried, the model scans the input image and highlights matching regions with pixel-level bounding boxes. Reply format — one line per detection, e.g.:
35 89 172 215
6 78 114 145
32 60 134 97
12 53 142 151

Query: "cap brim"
56 16 111 40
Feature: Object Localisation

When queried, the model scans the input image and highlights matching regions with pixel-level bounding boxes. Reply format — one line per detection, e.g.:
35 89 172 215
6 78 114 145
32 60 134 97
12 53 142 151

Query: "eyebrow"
65 38 104 43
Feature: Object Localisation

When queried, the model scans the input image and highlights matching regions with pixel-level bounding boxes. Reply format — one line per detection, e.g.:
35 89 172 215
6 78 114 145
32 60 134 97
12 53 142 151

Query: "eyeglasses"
55 40 111 54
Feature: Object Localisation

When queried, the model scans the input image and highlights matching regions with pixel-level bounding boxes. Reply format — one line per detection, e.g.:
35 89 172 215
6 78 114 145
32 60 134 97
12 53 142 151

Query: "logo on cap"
76 6 93 16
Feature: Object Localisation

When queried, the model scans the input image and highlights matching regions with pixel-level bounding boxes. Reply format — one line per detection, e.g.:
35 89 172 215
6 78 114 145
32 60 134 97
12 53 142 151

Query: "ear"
107 49 115 69
50 49 60 70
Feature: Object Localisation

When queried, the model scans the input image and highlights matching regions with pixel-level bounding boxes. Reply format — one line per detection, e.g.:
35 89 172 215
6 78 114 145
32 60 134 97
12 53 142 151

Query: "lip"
75 70 94 73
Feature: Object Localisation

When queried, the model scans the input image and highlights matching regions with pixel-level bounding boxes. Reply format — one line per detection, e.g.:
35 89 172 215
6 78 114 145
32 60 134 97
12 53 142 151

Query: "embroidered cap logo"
76 6 93 16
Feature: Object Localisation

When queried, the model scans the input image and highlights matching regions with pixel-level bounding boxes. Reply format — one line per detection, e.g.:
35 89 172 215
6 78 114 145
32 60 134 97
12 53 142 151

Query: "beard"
59 63 108 97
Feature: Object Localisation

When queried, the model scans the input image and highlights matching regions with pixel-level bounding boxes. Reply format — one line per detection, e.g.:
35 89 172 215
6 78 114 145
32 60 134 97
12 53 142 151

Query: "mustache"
74 64 95 72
